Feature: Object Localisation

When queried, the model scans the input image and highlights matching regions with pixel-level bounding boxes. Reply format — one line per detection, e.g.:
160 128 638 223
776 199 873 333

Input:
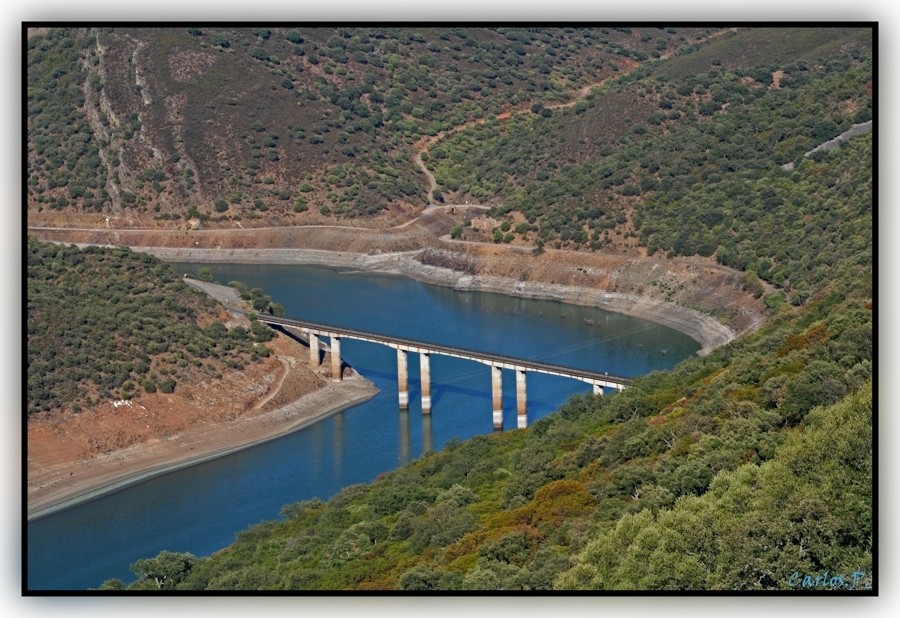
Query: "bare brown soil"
26 307 377 518
415 243 765 344
771 70 784 89
28 210 766 339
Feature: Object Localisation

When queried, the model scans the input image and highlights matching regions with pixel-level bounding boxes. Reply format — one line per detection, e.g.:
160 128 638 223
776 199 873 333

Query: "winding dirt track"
28 28 767 521
30 29 739 243
409 27 740 214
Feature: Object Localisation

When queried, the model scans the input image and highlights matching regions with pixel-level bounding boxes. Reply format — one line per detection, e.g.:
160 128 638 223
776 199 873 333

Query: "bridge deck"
257 314 630 388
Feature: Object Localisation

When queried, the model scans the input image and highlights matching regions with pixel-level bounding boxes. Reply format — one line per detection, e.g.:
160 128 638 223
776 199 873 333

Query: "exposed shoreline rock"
28 365 379 521
116 245 742 355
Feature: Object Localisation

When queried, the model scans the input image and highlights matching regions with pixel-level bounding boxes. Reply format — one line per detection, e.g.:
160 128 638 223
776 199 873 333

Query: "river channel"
27 263 699 590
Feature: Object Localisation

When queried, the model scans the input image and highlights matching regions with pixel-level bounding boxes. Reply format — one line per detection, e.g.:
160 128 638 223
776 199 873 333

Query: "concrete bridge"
257 314 628 430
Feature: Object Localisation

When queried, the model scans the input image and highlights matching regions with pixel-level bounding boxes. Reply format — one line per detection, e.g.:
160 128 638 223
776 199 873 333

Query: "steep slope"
559 383 873 590
112 272 872 590
26 25 874 592
109 126 872 588
27 26 715 224
26 240 349 515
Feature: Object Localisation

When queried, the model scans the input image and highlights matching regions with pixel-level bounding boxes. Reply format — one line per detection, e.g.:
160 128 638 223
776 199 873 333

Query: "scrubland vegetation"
26 25 872 591
27 239 275 415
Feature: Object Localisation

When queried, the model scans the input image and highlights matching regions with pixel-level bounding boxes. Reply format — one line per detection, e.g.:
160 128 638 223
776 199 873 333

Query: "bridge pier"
516 369 527 429
397 348 409 409
420 352 431 414
330 335 342 381
492 365 503 430
309 332 320 367
256 317 631 418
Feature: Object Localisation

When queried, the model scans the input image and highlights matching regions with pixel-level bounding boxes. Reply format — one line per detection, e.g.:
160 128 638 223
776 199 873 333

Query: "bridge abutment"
397 348 409 409
593 383 603 396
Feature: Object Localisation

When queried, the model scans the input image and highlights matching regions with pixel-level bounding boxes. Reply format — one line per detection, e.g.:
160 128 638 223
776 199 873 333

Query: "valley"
25 25 873 592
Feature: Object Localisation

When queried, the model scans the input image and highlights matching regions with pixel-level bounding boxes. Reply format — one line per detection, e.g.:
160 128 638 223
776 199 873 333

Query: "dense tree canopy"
430 28 871 258
27 239 272 414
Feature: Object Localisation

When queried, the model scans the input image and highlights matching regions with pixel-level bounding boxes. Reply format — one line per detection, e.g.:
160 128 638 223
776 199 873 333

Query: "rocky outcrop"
112 243 762 356
37 210 766 357
385 258 737 356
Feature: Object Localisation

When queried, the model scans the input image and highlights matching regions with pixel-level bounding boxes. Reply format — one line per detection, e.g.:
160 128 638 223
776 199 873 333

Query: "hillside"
24 25 874 592
27 238 277 415
430 27 871 257
25 26 872 252
27 26 719 225
109 262 872 590
26 240 366 515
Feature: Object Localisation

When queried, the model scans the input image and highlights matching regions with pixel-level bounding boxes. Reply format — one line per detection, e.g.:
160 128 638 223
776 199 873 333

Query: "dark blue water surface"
27 263 698 590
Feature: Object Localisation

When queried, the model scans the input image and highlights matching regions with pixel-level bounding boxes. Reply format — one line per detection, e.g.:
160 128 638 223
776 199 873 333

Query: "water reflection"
331 413 344 472
399 409 410 465
422 414 433 454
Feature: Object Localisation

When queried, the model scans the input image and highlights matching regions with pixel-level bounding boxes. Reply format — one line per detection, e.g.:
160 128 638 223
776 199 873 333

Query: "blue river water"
26 263 699 590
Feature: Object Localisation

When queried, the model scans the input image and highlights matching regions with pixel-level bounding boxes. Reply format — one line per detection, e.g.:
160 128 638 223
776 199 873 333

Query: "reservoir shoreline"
28 245 733 520
28 255 703 590
126 245 737 356
28 369 379 521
